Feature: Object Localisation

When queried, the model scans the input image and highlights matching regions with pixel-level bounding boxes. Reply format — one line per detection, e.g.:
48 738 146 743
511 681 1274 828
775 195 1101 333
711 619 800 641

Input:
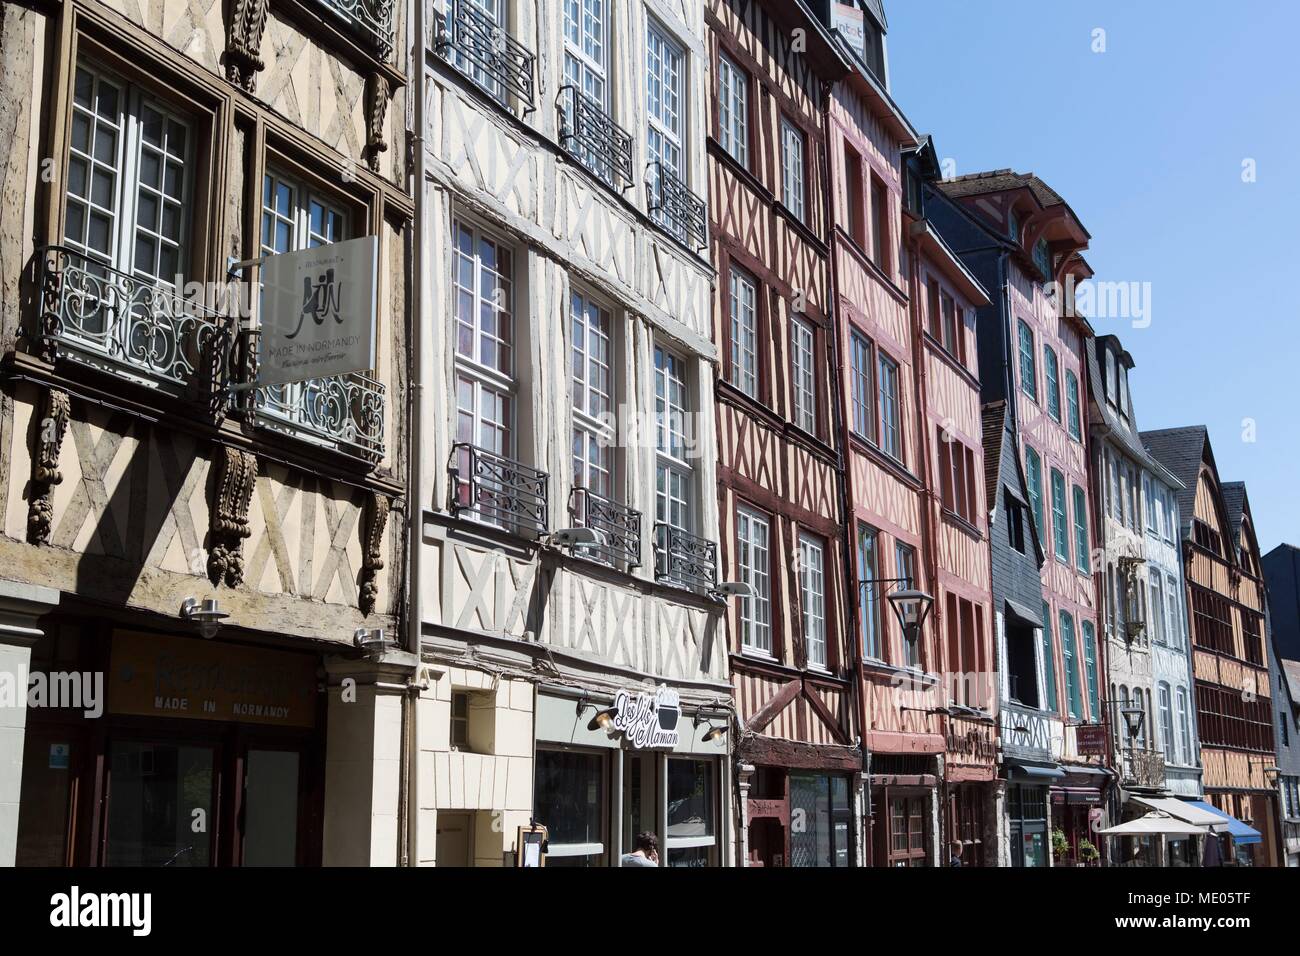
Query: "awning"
1097 812 1207 838
1005 599 1043 629
1009 761 1065 781
1184 800 1262 845
1132 796 1230 831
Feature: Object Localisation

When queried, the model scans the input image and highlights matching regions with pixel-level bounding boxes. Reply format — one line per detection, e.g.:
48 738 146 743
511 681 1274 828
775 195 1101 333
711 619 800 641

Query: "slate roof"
1140 426 1207 540
938 169 1065 209
981 401 1007 512
1222 482 1246 541
1282 659 1300 712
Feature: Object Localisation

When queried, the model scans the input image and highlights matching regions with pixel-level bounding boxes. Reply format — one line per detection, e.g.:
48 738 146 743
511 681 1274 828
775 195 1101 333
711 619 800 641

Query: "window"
534 749 605 865
939 291 962 360
1060 610 1081 719
1190 584 1234 655
939 433 978 524
571 288 614 497
871 176 889 271
1193 519 1222 557
800 533 827 669
858 524 882 661
790 774 852 867
791 318 816 433
1118 365 1130 418
1065 370 1081 440
1159 683 1175 762
1176 687 1192 764
927 279 942 339
886 795 929 867
1082 621 1099 719
1044 347 1061 421
1152 480 1165 536
850 332 874 440
1041 602 1058 714
1033 238 1052 282
1149 575 1166 645
665 758 717 866
1017 320 1037 400
453 220 514 472
877 351 901 461
1025 446 1044 542
736 507 772 655
655 347 692 532
1006 616 1039 708
563 0 609 106
844 144 865 247
780 118 806 221
1050 469 1068 563
1166 573 1183 649
450 691 470 749
1109 453 1121 523
66 65 192 286
1104 349 1118 405
1072 485 1090 573
896 543 920 668
717 51 748 167
646 20 684 176
1007 492 1027 554
728 265 758 397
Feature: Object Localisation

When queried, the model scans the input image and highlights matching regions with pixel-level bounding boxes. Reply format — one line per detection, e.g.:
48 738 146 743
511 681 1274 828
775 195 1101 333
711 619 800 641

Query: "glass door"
106 740 216 866
241 748 301 866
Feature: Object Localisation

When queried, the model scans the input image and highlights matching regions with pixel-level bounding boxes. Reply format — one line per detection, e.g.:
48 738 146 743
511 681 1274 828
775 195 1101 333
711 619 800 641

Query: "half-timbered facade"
705 0 859 869
1 0 412 866
1144 428 1280 865
1086 334 1201 840
930 171 1107 863
412 0 731 867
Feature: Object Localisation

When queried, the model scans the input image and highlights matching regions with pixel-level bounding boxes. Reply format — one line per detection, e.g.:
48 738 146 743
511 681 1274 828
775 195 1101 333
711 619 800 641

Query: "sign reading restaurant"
258 235 378 387
107 630 318 728
612 685 681 749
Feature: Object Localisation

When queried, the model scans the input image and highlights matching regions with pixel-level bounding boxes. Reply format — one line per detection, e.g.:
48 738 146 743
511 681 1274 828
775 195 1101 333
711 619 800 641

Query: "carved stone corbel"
364 72 391 173
208 446 257 587
225 0 270 93
27 387 70 545
359 492 390 615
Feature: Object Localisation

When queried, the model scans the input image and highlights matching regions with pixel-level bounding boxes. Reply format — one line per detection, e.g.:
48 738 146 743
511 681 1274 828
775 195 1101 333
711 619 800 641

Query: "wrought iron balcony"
557 85 634 191
647 162 707 251
568 487 641 569
252 371 386 462
436 0 536 110
39 245 234 400
1120 746 1166 790
316 0 395 59
654 522 717 595
450 442 548 538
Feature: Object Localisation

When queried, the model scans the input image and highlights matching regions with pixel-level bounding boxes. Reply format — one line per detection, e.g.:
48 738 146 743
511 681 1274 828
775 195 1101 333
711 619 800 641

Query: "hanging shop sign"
107 630 318 728
258 235 378 388
613 684 681 749
1076 723 1108 756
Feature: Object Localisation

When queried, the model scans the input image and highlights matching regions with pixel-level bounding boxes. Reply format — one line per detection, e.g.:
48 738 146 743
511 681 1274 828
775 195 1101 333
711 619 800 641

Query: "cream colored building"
411 0 734 867
0 0 413 866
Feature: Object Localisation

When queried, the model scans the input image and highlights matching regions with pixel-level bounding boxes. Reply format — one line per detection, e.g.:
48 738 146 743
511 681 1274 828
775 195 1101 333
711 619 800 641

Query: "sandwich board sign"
257 235 378 388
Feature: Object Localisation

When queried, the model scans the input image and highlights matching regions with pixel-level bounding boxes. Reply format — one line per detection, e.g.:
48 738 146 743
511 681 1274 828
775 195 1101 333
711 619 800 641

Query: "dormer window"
1009 211 1021 244
1104 349 1117 406
1033 238 1052 283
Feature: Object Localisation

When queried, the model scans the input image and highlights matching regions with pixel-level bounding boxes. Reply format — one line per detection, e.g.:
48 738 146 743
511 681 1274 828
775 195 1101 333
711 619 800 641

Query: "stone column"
736 762 754 867
0 580 59 866
321 647 418 867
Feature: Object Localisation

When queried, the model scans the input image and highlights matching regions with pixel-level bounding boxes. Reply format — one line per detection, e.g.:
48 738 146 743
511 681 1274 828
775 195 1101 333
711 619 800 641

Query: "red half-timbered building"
707 0 858 867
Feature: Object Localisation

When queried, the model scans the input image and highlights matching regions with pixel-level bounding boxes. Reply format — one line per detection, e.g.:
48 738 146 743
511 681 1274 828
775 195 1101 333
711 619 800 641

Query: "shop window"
106 741 215 866
884 794 929 867
534 748 606 866
789 774 852 867
666 757 716 867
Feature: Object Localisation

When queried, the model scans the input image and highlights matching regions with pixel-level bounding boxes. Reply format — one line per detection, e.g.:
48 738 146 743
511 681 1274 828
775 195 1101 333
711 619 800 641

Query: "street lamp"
1120 703 1145 742
886 587 934 651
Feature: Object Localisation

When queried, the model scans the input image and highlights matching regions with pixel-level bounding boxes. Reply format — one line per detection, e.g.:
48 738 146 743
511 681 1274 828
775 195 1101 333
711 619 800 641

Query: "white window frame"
728 265 758 397
646 18 685 176
877 350 901 461
717 51 748 168
799 532 827 670
736 507 772 656
780 117 806 221
1159 682 1175 763
1175 687 1191 764
655 345 692 533
791 316 816 434
563 0 610 107
571 285 615 498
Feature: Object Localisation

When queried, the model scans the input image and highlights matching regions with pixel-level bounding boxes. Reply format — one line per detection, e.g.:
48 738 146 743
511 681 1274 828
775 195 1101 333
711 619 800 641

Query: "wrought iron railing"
252 370 386 462
39 245 233 400
557 85 634 191
316 0 395 59
1120 747 1166 790
450 442 548 537
646 162 707 251
654 522 717 595
436 0 536 110
568 487 640 569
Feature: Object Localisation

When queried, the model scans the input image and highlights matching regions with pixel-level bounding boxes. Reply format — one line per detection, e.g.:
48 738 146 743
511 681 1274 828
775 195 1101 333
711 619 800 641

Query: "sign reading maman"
612 685 681 749
258 235 378 388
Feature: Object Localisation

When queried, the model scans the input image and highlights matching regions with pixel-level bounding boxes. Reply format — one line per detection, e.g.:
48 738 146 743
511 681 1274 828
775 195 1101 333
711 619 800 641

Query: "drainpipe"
403 0 429 869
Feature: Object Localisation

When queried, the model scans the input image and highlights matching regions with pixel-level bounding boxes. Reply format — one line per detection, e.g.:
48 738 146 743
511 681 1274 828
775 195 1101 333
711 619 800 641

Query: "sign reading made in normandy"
258 235 378 388
108 630 318 728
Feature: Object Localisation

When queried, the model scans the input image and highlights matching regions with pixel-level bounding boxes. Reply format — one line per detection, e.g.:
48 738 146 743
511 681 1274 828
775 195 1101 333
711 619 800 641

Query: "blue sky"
885 0 1300 553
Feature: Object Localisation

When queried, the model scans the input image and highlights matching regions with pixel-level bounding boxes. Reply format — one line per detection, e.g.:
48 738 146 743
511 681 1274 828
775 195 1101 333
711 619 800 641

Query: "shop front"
1049 765 1111 866
869 754 940 867
15 623 323 867
531 685 731 867
740 759 859 868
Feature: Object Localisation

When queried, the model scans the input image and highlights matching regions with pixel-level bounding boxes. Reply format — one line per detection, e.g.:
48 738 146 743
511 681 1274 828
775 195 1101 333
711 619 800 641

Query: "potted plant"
1078 839 1100 866
1051 827 1071 864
